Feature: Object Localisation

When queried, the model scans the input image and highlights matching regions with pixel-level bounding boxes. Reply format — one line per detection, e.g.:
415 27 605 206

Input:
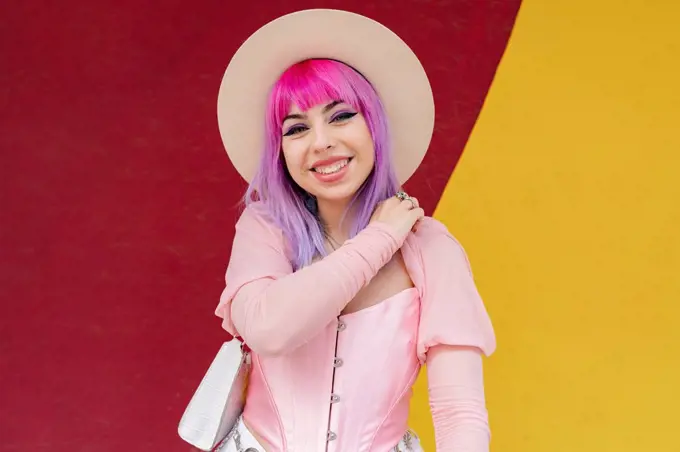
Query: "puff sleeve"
415 218 496 363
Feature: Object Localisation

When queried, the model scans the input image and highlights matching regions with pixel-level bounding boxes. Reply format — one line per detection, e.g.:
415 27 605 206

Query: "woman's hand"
370 193 425 239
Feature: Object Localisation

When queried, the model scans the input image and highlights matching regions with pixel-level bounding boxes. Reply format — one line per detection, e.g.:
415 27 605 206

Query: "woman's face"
281 100 375 204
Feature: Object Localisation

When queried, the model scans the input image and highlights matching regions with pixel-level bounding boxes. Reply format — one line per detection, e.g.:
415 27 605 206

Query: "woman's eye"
331 111 357 123
283 125 307 136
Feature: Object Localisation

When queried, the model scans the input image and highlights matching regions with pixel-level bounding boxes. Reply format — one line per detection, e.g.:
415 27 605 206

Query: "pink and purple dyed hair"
245 59 400 270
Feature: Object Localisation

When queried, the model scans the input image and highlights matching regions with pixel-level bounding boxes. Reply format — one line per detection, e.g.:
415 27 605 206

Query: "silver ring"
396 191 417 209
395 190 409 201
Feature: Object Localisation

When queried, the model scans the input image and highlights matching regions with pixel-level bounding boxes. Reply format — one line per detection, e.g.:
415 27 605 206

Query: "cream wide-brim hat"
217 9 435 184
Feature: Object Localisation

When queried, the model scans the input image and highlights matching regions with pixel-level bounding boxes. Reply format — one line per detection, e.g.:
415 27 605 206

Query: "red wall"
0 1 519 449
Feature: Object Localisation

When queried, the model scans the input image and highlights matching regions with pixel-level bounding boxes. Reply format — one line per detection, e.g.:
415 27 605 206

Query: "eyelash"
283 111 358 136
332 111 357 122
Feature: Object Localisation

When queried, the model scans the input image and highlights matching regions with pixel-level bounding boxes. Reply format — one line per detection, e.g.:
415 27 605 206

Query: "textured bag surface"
178 340 250 451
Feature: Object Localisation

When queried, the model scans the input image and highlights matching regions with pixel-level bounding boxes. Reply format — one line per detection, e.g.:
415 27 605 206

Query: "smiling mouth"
311 158 352 175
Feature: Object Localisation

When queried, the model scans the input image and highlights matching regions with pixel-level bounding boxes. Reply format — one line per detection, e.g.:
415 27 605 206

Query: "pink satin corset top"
243 288 421 451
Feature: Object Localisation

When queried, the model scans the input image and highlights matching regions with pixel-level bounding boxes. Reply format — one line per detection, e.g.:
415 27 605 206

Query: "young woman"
214 9 495 452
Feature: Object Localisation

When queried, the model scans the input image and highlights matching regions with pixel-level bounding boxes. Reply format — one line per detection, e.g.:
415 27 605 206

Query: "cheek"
355 134 376 168
349 123 376 165
281 144 311 188
281 145 303 175
361 151 376 180
365 144 376 166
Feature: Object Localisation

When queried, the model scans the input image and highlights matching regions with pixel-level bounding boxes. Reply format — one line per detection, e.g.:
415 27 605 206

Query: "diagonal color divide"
0 1 522 450
414 1 680 451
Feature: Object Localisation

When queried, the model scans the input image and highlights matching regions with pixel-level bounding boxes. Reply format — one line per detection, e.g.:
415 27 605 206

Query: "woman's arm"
427 345 490 451
222 208 403 355
408 217 495 450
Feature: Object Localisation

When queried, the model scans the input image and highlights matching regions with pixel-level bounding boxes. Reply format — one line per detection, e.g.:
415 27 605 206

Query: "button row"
328 319 346 444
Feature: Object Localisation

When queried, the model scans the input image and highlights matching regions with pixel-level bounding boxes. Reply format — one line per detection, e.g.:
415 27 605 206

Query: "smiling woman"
248 58 398 268
283 101 367 186
181 9 496 452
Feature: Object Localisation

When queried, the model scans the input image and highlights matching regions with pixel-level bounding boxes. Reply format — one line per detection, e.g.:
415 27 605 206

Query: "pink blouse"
216 202 496 451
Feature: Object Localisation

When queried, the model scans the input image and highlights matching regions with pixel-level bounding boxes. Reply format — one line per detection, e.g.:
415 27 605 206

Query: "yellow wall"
409 1 680 450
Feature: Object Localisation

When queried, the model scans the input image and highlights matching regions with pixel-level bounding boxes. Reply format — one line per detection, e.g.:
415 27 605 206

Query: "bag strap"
234 335 251 354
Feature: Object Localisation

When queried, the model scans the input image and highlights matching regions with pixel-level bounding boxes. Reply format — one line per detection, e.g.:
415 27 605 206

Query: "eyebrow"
282 100 343 124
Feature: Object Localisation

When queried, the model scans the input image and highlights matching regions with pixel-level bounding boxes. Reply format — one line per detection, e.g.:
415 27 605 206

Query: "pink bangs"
268 59 370 127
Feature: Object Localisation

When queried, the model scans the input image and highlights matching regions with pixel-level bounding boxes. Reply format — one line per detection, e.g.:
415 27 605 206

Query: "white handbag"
178 340 251 451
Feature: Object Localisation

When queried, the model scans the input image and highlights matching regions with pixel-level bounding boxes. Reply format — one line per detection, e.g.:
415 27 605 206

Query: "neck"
317 198 354 245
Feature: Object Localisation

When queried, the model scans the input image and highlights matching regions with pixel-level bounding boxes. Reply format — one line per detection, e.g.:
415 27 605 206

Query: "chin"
311 184 362 203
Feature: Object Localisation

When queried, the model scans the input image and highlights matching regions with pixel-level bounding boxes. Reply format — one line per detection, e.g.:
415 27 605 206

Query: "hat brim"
217 9 435 184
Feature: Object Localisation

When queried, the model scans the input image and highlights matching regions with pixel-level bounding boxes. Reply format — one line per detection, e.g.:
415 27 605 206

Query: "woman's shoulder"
235 201 284 238
237 201 274 225
409 217 472 265
411 216 460 246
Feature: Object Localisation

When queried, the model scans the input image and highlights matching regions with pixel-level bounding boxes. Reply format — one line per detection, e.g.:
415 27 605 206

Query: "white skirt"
219 416 423 452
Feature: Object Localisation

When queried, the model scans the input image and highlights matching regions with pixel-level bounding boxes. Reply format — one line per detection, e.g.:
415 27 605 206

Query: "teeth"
315 159 349 175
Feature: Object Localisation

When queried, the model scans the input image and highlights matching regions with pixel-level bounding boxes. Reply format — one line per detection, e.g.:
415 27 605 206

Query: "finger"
399 199 416 210
385 195 404 206
411 209 425 232
408 197 419 208
388 196 402 206
411 207 425 220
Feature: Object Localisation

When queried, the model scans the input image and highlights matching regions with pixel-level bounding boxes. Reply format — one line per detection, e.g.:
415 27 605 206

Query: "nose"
311 124 335 152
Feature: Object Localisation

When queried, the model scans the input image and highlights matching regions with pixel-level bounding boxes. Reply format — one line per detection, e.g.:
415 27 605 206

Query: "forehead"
286 100 345 115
